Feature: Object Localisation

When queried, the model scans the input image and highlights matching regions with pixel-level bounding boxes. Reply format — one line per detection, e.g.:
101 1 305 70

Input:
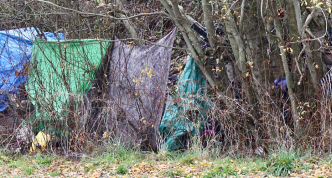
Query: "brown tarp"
108 28 177 151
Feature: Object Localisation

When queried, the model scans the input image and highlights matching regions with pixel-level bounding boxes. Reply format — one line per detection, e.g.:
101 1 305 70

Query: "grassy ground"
1 143 332 178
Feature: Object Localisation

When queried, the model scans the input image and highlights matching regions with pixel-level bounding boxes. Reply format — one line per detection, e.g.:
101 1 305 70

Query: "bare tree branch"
239 0 246 34
202 0 217 48
274 14 299 132
31 0 167 20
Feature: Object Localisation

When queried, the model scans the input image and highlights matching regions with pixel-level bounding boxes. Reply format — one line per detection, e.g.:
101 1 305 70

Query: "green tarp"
26 39 109 129
159 56 209 151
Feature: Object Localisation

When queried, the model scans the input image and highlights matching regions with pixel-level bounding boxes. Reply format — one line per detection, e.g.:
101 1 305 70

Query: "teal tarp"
159 56 209 151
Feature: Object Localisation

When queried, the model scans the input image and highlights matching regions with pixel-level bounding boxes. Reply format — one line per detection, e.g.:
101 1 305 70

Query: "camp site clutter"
0 25 247 152
0 27 203 152
0 28 64 150
0 28 63 112
5 18 332 153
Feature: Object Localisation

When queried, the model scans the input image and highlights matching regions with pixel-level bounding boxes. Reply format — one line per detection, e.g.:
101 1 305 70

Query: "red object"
278 8 285 19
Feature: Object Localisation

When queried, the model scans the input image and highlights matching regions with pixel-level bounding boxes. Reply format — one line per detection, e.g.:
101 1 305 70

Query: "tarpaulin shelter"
0 28 63 111
108 28 177 151
159 56 209 151
26 39 109 131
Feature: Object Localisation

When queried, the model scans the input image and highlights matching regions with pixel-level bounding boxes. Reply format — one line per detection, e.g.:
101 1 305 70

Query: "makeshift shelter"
0 28 63 111
26 39 109 131
108 28 177 151
159 56 209 151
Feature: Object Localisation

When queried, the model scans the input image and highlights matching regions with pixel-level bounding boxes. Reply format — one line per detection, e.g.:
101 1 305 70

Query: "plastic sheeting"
0 28 63 111
274 78 287 92
159 56 209 151
108 28 177 151
26 39 109 128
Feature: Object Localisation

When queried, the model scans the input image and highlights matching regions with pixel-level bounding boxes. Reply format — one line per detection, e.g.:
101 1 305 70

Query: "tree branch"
115 0 142 46
202 0 217 48
32 0 167 20
159 0 228 104
301 8 319 88
292 0 303 35
239 0 246 34
274 16 299 131
227 16 246 74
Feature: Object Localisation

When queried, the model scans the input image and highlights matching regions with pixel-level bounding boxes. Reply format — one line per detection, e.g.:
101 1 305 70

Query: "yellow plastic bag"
30 131 51 152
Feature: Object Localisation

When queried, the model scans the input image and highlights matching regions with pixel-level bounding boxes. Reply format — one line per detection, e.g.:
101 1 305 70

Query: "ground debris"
1 152 332 178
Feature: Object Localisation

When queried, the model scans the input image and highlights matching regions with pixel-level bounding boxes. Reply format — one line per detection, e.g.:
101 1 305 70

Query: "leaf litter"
1 153 332 177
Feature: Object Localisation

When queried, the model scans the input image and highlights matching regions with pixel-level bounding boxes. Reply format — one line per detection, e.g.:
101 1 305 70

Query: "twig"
296 46 306 85
30 0 167 20
222 0 240 19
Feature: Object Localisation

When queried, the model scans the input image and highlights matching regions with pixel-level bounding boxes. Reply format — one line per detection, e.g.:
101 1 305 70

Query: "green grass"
82 140 145 175
160 168 184 177
83 162 100 173
262 149 305 176
7 160 18 168
23 166 34 176
35 154 53 165
180 156 195 165
92 141 143 165
1 143 332 177
203 165 236 177
49 171 61 176
117 164 128 174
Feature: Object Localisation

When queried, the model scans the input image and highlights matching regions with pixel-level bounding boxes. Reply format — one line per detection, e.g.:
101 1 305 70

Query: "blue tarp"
0 28 64 111
274 77 287 92
159 56 210 151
